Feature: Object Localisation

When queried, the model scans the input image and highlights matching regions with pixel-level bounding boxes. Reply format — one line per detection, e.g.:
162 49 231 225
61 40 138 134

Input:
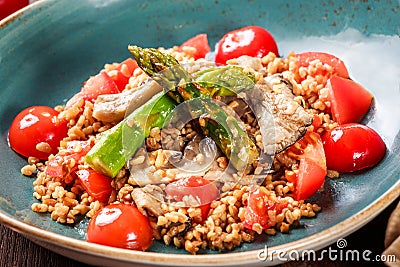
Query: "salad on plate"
8 25 386 254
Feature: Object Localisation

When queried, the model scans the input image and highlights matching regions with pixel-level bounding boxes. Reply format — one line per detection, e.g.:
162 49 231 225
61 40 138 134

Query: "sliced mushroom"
245 74 313 154
92 80 162 123
131 184 165 217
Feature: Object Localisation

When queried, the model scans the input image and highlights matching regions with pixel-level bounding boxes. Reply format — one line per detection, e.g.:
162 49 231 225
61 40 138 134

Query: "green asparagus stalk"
85 92 176 177
128 45 256 101
188 97 259 171
128 45 259 170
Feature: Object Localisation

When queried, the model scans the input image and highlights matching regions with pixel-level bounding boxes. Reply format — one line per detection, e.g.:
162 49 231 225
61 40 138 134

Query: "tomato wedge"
328 75 373 125
46 140 93 178
321 123 386 173
296 52 349 79
243 186 288 230
8 106 68 160
66 71 120 107
178 33 211 60
214 25 279 65
87 203 153 251
106 58 138 91
287 132 327 200
75 168 112 202
165 176 219 222
81 71 120 102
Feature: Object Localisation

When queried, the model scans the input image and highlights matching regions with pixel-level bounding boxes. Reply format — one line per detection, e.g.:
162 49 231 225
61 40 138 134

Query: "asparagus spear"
128 46 259 170
85 92 176 177
128 46 256 101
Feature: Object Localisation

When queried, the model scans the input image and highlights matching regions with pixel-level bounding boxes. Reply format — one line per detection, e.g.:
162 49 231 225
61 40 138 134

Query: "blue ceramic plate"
0 0 399 266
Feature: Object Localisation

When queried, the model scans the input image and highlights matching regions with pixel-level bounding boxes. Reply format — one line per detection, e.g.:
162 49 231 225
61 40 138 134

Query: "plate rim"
1 179 399 266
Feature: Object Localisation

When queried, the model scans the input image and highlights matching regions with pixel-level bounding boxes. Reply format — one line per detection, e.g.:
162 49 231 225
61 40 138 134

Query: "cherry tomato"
106 58 138 91
214 25 279 65
321 123 386 173
8 106 68 160
243 186 288 230
287 132 327 200
66 71 120 107
178 33 211 60
0 0 29 21
165 176 219 222
328 75 373 125
81 71 120 102
87 204 153 251
76 168 112 202
296 52 349 79
46 140 93 178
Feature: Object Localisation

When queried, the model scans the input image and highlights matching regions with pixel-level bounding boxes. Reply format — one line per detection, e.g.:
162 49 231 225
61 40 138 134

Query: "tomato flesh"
165 176 219 222
328 75 373 125
321 123 386 173
81 71 120 102
87 204 153 251
287 132 327 200
214 25 279 65
8 106 68 160
107 58 138 91
46 140 93 178
243 187 288 230
76 168 112 202
296 52 349 79
0 0 29 20
179 33 211 60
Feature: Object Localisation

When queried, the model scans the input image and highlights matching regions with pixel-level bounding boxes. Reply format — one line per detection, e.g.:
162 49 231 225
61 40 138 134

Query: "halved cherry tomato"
287 132 327 200
328 75 373 125
321 123 386 173
106 58 138 91
296 52 349 79
311 114 323 131
243 186 288 230
66 71 119 107
214 25 279 65
81 71 120 102
165 176 219 222
178 33 211 60
87 203 153 251
75 168 112 202
46 140 93 178
8 106 68 160
0 0 29 20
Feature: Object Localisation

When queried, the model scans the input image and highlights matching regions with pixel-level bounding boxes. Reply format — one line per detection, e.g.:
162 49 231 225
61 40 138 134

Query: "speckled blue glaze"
0 0 399 264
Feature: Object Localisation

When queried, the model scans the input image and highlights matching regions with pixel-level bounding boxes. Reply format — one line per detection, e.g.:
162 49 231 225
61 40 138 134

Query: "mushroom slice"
245 74 313 154
92 80 162 123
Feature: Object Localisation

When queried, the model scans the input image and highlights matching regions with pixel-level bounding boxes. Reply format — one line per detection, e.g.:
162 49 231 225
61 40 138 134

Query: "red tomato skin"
107 58 138 91
165 176 219 222
294 158 326 200
321 124 386 173
8 106 68 160
46 140 93 178
179 33 211 59
0 0 29 20
243 187 288 230
81 71 119 102
76 169 112 202
87 204 153 251
288 132 327 200
214 26 279 65
296 52 349 79
328 76 373 124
